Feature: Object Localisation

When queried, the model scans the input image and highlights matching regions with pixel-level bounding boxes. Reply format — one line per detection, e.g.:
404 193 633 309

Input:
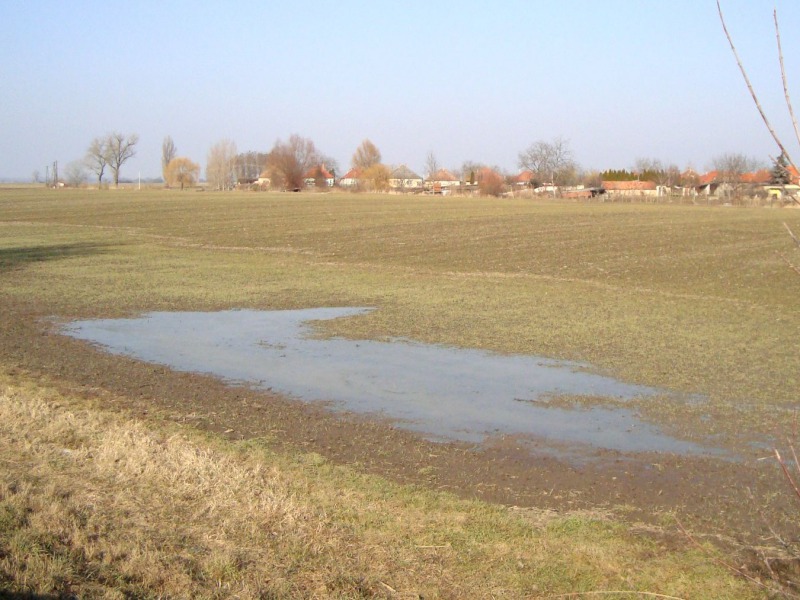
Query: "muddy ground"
1 295 794 549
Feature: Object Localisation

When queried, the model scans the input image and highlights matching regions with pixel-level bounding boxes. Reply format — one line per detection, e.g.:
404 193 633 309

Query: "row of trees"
53 131 781 195
52 134 233 190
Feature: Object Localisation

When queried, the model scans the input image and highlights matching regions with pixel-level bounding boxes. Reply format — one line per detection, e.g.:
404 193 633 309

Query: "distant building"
512 170 534 187
389 165 423 190
304 164 335 188
338 167 362 189
426 168 460 194
601 180 658 197
695 168 779 197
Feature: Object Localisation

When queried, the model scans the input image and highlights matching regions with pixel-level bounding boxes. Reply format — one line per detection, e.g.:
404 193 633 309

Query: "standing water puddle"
61 307 719 457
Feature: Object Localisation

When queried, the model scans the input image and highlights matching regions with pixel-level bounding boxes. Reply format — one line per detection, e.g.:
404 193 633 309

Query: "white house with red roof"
304 164 335 188
426 168 460 193
338 167 362 189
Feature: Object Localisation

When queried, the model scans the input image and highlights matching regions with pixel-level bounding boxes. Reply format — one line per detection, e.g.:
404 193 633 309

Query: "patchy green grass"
2 188 799 440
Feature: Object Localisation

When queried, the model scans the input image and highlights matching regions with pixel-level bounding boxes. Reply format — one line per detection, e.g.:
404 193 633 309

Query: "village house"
338 167 362 189
766 165 800 201
764 183 800 202
426 168 460 194
512 170 534 187
389 165 423 190
601 180 659 197
304 164 335 188
695 168 779 198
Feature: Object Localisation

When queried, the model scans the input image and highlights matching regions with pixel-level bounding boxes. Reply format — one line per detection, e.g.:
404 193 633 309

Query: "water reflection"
62 307 718 457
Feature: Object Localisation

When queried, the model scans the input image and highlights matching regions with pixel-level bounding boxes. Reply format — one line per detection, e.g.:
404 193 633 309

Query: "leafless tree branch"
717 1 798 171
784 223 800 248
775 10 800 153
677 518 800 598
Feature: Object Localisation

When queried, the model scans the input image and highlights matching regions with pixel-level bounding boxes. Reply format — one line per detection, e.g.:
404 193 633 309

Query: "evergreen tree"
771 152 792 184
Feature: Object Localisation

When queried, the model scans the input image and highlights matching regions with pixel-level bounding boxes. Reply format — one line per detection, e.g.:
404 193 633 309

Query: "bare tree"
633 157 682 193
320 155 339 180
351 139 381 171
85 136 109 188
633 157 663 179
266 134 320 190
162 136 177 183
165 157 200 190
206 139 238 191
234 151 269 182
518 137 577 190
106 132 139 188
424 151 440 181
459 161 484 187
64 160 87 187
712 153 762 201
664 164 682 188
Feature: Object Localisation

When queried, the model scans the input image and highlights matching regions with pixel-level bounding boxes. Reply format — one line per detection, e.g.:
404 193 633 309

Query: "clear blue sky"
2 0 799 181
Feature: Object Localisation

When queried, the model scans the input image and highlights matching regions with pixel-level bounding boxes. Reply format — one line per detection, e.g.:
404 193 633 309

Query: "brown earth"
1 294 794 550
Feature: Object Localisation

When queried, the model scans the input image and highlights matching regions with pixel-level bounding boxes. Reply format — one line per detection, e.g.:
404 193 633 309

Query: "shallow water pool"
61 307 720 457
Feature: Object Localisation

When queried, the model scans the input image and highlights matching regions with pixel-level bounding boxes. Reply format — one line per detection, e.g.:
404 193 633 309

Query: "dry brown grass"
0 378 760 599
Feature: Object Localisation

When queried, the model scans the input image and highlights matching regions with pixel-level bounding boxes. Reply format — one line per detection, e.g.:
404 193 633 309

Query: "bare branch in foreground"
775 9 800 153
716 1 798 170
775 448 800 505
785 223 800 248
777 251 800 277
676 519 800 598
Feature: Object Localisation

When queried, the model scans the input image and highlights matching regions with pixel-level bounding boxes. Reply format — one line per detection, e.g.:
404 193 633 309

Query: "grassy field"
3 188 799 436
2 187 799 597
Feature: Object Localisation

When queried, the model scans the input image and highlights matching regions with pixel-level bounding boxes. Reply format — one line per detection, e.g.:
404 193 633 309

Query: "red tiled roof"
430 168 458 182
601 180 657 191
697 171 717 185
304 165 334 179
741 169 772 184
699 168 786 185
514 170 533 184
340 167 362 180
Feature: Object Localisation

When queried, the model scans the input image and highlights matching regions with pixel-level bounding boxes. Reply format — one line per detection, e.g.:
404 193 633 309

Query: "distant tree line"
234 151 270 183
55 127 787 198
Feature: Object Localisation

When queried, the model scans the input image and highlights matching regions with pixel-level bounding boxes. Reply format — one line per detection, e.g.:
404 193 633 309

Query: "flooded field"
62 307 721 458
